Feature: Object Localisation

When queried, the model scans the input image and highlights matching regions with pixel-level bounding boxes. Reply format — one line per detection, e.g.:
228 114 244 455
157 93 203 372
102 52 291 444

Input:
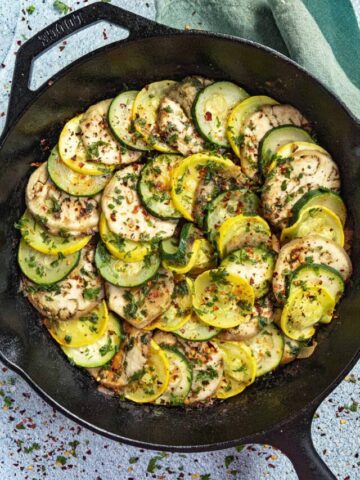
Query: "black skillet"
0 3 359 479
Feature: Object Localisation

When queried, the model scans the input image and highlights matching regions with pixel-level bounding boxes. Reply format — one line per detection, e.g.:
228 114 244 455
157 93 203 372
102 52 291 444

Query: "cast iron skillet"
0 3 359 479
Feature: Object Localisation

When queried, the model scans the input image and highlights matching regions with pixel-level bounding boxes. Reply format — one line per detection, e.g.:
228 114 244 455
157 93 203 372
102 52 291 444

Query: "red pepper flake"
205 111 212 121
110 212 116 222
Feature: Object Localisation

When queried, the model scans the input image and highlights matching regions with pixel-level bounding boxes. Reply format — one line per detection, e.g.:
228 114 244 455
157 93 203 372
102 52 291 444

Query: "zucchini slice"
273 235 352 303
80 99 122 166
18 210 91 256
106 269 174 329
205 189 260 242
227 95 278 159
150 278 192 332
221 246 275 298
124 340 170 403
245 323 284 376
155 345 192 405
58 115 114 176
45 301 108 348
190 238 216 275
160 222 201 262
22 243 104 321
108 90 150 151
99 213 152 263
47 146 109 197
174 312 221 341
102 163 178 242
18 238 80 285
281 206 344 246
241 105 311 182
132 80 177 153
216 214 271 258
26 162 100 237
183 340 224 404
262 150 340 229
215 341 256 399
290 189 347 227
95 241 160 288
281 286 335 340
193 269 255 329
61 312 122 367
138 154 183 219
288 263 345 303
170 153 238 221
259 125 314 177
192 81 249 147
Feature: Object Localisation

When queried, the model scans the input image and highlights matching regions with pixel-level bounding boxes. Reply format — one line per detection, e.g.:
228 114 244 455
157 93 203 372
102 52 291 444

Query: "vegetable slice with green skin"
174 312 220 341
155 345 192 405
281 206 344 246
276 141 328 161
18 210 92 256
193 269 255 329
287 263 345 303
124 340 170 403
216 214 271 258
61 312 122 368
160 223 201 262
258 125 315 177
192 81 249 147
18 238 80 285
138 154 183 219
227 95 278 159
244 323 284 376
215 341 256 398
58 115 114 176
47 146 110 197
221 246 275 298
99 213 152 263
205 189 260 243
290 189 347 227
132 80 177 153
170 153 238 221
280 286 335 340
108 90 150 151
95 241 160 288
46 301 108 348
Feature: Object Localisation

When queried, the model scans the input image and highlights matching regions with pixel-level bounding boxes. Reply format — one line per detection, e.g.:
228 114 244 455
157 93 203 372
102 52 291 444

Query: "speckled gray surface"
0 1 359 479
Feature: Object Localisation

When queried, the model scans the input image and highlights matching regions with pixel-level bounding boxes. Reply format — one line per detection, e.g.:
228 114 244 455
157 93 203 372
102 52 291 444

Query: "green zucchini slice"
47 146 109 197
205 189 260 242
160 223 201 263
95 241 160 287
259 125 315 177
192 81 249 147
290 188 347 226
108 90 150 151
288 263 345 303
155 345 192 405
138 154 183 219
61 312 122 368
221 246 275 298
245 324 284 376
18 238 80 285
174 312 220 341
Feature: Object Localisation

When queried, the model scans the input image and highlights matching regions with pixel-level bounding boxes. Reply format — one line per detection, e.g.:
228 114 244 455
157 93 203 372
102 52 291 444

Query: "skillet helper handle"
267 408 336 480
6 1 177 129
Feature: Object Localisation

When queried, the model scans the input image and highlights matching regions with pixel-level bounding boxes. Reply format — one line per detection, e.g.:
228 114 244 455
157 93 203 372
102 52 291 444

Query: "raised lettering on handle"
37 12 85 48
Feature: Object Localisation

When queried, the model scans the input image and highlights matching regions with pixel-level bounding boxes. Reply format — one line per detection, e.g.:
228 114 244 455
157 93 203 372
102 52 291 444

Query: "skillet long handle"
266 408 336 480
4 1 177 132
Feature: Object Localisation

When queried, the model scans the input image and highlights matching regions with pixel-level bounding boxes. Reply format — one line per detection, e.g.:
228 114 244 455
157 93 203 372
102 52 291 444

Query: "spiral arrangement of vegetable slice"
16 76 352 406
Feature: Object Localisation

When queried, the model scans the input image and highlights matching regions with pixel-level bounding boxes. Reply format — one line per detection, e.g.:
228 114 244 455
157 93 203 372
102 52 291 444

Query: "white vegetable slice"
245 323 284 376
80 99 122 166
273 235 352 302
26 162 100 236
132 80 177 153
21 242 104 321
106 269 174 329
102 163 178 241
241 104 310 181
262 151 340 228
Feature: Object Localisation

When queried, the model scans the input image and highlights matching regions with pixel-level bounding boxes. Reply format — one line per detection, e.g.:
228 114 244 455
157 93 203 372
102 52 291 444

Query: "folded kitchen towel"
156 0 360 119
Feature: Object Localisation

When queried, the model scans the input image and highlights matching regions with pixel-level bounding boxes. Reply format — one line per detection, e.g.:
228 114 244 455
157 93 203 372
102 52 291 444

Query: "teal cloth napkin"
156 0 360 119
